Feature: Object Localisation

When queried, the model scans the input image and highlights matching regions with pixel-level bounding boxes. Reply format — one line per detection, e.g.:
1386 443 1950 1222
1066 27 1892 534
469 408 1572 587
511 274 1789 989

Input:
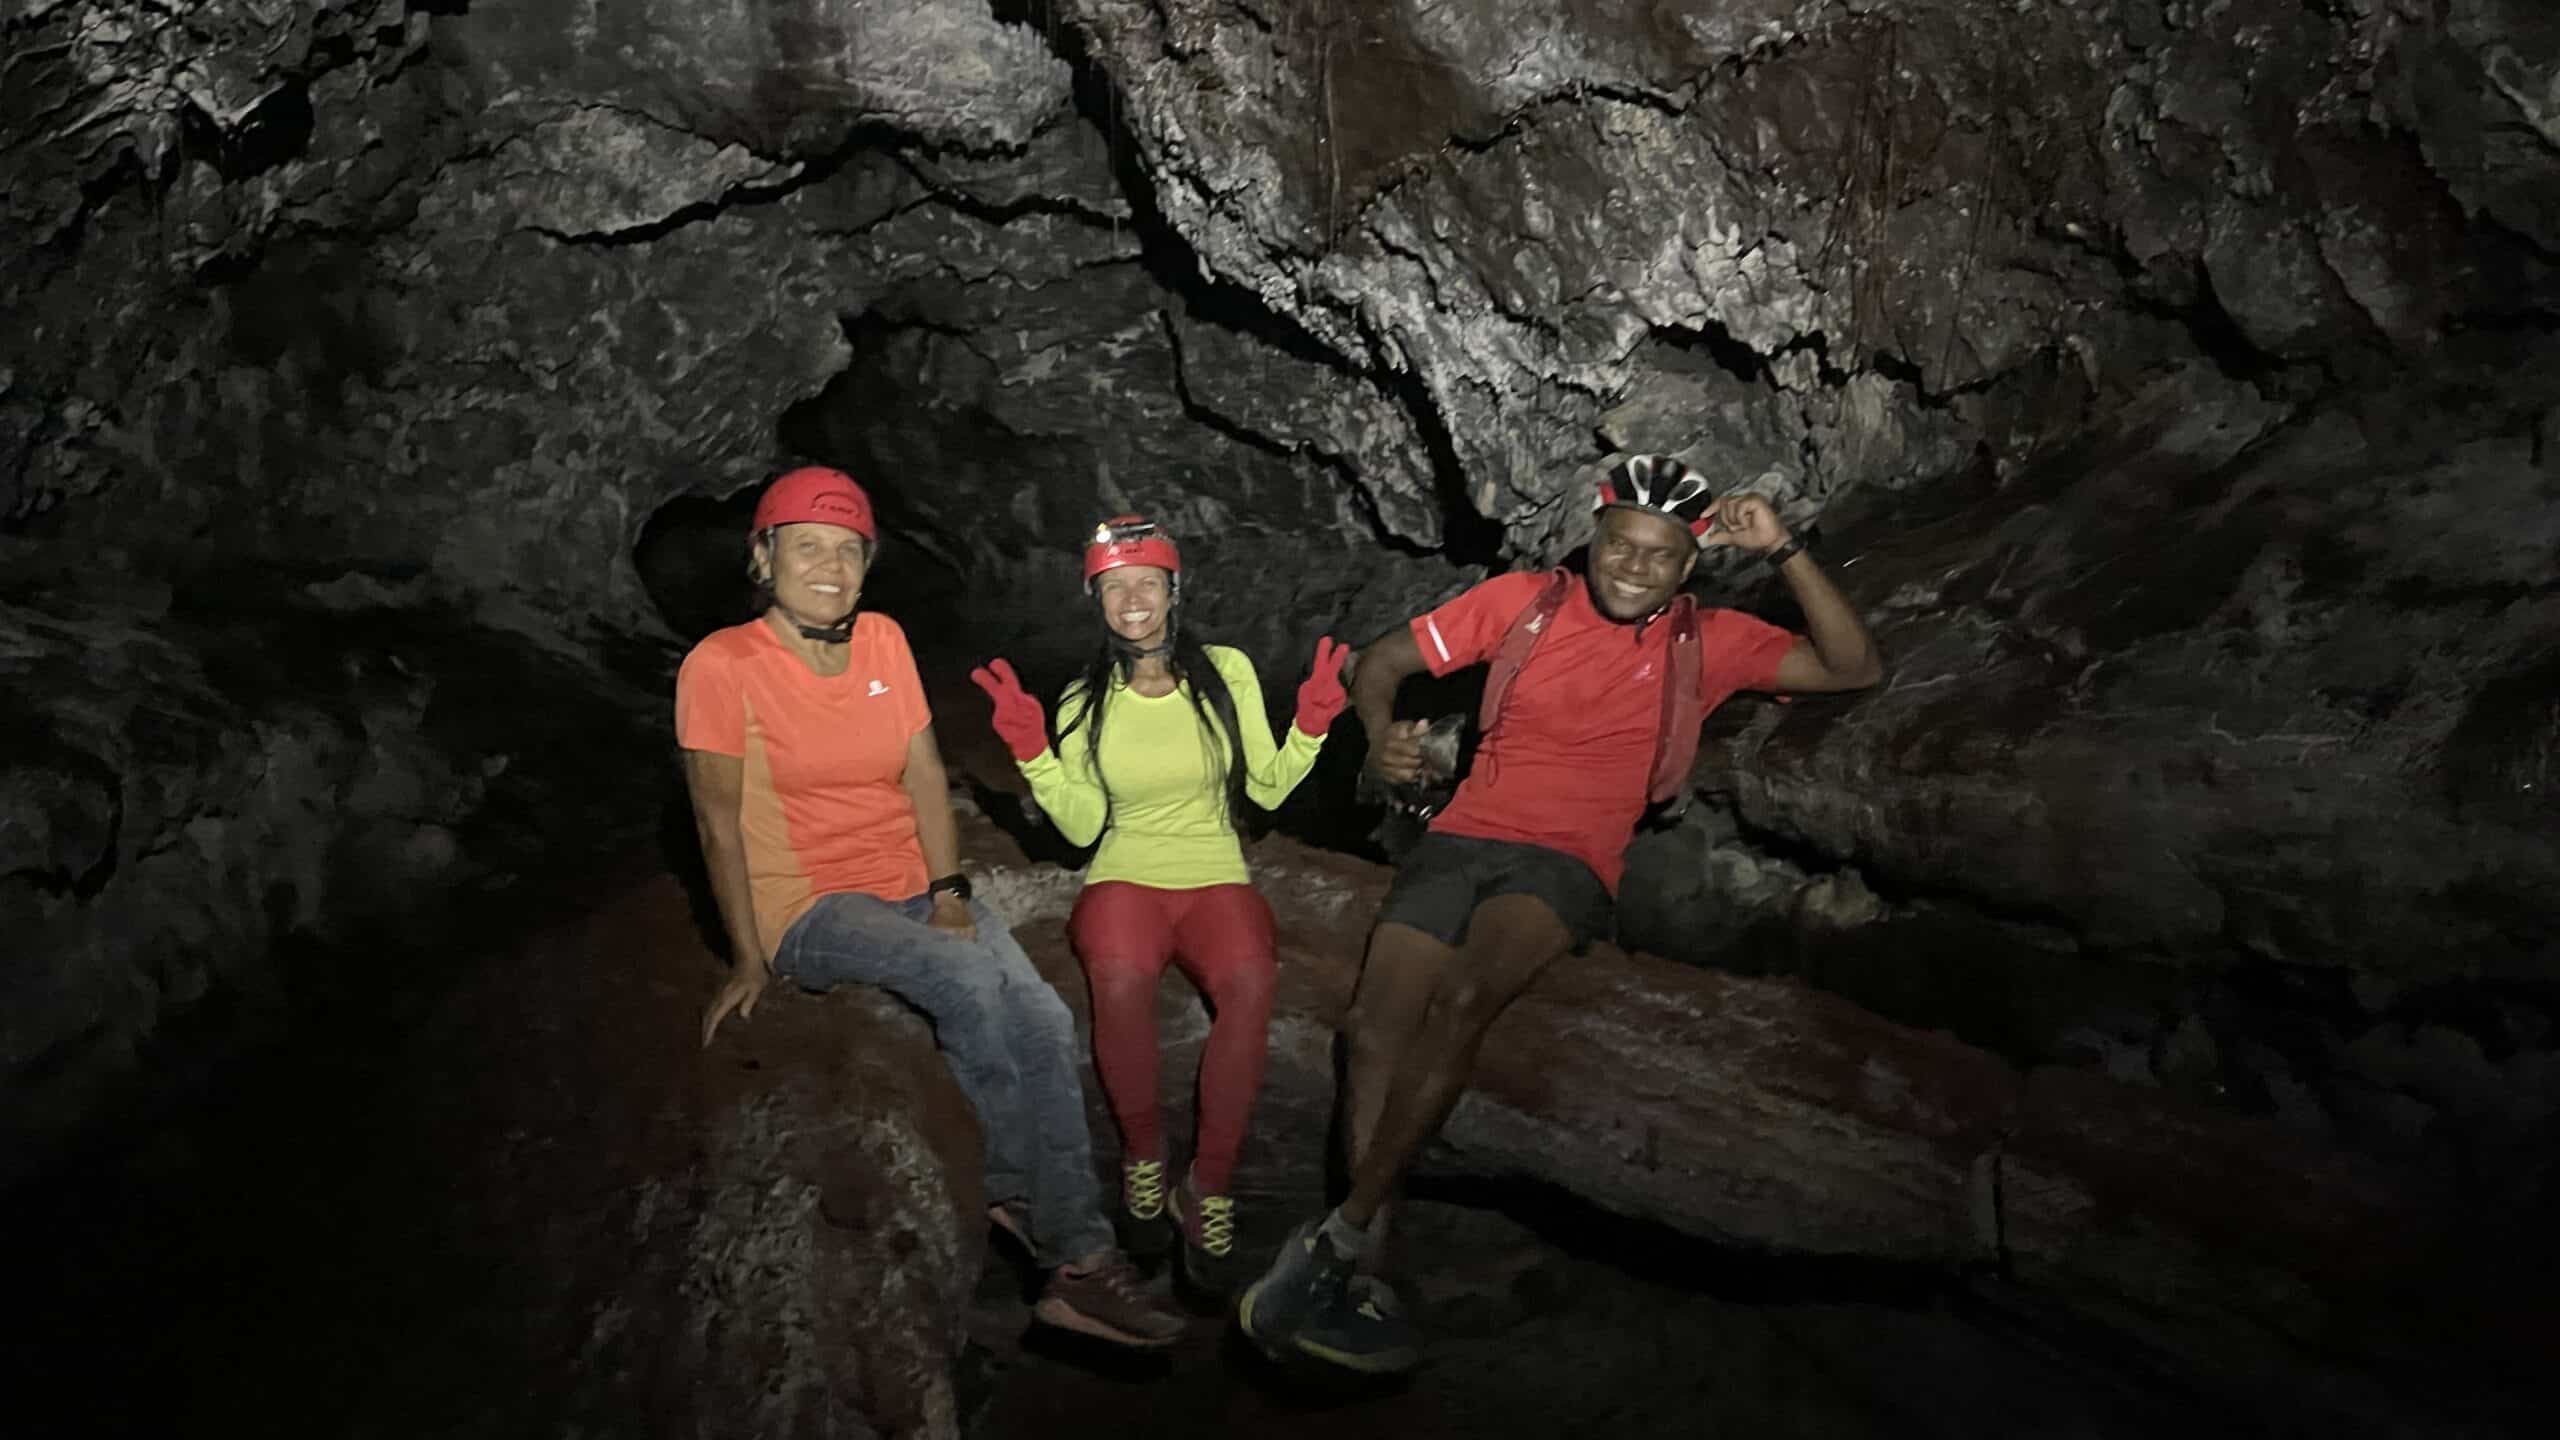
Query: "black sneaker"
1116 1157 1172 1260
1121 1158 1168 1223
1292 1274 1420 1374
1168 1167 1245 1297
1236 1217 1357 1351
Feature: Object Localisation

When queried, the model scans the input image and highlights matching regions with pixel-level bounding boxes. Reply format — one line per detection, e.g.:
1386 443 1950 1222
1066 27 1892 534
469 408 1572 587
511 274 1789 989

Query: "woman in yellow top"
973 515 1347 1292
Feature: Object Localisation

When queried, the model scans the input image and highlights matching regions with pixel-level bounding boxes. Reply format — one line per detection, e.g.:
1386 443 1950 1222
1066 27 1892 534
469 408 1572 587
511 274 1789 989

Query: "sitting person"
1240 456 1885 1372
681 466 1182 1349
972 515 1347 1294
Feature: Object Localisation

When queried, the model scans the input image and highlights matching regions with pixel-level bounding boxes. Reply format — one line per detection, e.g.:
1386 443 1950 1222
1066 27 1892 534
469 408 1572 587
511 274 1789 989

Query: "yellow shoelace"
1124 1159 1166 1219
1197 1193 1237 1256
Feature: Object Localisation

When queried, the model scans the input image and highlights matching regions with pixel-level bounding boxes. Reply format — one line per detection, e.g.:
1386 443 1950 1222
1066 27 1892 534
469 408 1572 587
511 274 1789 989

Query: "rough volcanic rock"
437 0 1073 158
5 1 2557 1417
3 859 993 1440
1606 357 2560 1227
22 815 2510 1438
5 0 1467 676
1711 362 2559 977
1055 0 2558 549
965 822 2448 1368
511 877 991 1440
0 546 666 1175
1 0 1465 1163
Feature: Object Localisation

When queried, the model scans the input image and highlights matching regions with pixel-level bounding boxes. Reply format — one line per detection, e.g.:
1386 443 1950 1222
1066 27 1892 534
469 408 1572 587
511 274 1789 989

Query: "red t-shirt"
1411 571 1797 893
675 613 933 947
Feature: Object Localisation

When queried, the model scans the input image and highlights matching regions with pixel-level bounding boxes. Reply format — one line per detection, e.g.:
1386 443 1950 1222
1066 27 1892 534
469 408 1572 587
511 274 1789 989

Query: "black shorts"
1374 832 1614 953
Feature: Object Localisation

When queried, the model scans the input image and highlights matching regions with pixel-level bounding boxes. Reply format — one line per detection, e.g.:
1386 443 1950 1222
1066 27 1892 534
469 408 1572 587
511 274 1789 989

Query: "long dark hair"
1054 627 1252 835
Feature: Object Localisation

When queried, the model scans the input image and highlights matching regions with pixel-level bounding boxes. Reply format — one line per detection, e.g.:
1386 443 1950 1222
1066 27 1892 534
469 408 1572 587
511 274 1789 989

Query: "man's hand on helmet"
1703 492 1792 553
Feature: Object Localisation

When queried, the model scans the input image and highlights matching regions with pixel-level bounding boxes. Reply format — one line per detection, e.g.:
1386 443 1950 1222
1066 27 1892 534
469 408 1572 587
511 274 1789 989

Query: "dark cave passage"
8 1 2560 1437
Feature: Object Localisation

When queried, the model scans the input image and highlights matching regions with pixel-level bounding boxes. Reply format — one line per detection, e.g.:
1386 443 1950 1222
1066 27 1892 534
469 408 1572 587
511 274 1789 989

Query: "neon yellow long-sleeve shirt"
1016 646 1324 889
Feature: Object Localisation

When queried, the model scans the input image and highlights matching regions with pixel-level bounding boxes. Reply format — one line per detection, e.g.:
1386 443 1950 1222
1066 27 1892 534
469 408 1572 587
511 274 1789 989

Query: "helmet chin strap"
772 589 856 644
1111 635 1174 663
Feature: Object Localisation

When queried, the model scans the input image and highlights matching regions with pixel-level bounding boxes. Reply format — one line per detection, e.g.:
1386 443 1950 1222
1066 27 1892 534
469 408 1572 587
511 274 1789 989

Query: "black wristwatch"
1763 536 1809 569
927 873 973 903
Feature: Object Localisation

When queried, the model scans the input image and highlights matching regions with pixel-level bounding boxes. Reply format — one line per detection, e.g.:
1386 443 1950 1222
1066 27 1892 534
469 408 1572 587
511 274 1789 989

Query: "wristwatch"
927 873 974 903
1763 535 1809 569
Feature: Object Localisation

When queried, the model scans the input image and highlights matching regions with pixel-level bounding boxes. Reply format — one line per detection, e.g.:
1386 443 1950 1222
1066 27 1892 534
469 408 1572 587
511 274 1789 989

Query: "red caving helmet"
751 466 877 541
1082 514 1181 586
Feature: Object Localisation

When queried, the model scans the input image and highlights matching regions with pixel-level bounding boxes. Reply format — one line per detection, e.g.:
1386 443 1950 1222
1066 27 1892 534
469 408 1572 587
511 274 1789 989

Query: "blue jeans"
775 892 1115 1267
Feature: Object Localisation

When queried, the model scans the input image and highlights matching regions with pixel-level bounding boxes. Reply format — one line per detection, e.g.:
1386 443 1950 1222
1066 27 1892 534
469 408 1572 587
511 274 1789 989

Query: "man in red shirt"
1238 455 1884 1371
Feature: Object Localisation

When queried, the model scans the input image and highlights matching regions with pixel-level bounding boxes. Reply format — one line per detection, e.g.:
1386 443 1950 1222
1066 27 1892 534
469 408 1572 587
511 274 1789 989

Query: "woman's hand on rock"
700 960 771 1048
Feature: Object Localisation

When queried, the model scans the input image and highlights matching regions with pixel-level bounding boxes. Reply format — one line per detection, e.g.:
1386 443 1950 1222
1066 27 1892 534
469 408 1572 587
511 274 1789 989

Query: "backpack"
1480 569 1704 808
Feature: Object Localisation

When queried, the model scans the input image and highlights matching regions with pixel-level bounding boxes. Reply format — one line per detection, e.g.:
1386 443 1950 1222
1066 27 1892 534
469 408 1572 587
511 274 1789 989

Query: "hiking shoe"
1236 1217 1358 1351
1122 1158 1168 1222
1168 1168 1244 1297
1291 1274 1421 1374
1033 1252 1185 1349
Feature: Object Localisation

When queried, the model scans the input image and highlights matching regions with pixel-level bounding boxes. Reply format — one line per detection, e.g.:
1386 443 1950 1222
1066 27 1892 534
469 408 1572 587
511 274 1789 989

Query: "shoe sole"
1031 1296 1182 1350
1289 1332 1421 1374
1235 1277 1276 1344
1180 1251 1240 1300
1239 1283 1418 1373
1239 1271 1419 1374
1235 1226 1328 1346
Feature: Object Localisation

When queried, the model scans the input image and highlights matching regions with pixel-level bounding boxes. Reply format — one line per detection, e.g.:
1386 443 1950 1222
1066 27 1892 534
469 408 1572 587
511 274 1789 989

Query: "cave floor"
1 805 2516 1439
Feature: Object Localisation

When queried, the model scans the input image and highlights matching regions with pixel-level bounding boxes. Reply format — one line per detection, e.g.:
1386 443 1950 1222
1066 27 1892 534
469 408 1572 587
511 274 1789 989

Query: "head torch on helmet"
1082 514 1183 587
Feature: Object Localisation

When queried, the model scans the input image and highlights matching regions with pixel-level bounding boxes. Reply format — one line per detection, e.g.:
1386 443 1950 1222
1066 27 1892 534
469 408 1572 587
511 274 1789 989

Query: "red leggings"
1069 881 1276 1194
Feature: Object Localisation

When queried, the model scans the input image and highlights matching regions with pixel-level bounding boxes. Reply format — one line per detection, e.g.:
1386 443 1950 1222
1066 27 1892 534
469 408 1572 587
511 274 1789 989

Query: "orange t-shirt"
674 613 933 948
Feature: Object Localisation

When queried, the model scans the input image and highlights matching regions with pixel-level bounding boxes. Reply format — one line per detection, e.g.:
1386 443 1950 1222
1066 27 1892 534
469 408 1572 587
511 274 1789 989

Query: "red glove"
970 658 1050 763
1293 636 1350 738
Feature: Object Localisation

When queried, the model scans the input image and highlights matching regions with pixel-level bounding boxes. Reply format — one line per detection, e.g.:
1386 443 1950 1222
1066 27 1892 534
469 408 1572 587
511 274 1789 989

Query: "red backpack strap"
1477 569 1574 732
1648 596 1704 806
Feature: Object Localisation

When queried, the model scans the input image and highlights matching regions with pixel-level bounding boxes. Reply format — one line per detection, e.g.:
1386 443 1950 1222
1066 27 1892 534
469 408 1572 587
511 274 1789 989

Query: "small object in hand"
1360 712 1466 822
1412 713 1463 789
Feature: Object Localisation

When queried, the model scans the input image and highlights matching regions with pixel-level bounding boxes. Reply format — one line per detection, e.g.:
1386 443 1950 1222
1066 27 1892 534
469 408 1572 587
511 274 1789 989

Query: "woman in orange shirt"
681 467 1182 1349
